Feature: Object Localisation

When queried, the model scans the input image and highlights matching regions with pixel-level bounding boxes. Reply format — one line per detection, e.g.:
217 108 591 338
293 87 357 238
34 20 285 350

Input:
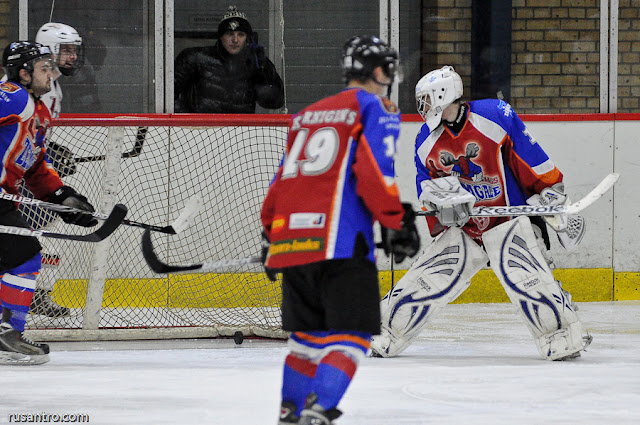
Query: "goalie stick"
142 229 261 274
2 193 201 235
416 173 619 218
0 203 127 242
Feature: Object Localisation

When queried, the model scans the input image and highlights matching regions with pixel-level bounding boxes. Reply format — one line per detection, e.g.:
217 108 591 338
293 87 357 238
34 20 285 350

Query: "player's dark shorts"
0 199 42 272
280 256 381 335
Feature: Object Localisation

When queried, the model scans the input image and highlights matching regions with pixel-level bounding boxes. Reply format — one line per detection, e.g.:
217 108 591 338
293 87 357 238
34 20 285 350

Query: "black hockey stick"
0 203 127 242
74 126 148 163
142 229 261 274
2 193 201 235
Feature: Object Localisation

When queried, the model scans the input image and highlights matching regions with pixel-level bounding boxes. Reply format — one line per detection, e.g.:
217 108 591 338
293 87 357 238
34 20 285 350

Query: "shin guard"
371 227 488 357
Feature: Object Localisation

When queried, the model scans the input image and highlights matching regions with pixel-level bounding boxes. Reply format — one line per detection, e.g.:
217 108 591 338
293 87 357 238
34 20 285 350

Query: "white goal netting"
25 115 289 341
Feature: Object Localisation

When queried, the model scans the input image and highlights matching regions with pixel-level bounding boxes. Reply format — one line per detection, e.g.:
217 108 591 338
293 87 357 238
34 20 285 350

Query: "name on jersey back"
292 109 357 130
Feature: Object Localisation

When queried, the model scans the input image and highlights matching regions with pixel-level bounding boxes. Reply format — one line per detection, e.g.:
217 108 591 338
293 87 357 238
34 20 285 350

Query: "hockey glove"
261 231 278 282
420 176 476 227
380 203 421 263
526 183 569 231
47 186 98 227
527 183 586 251
46 141 77 177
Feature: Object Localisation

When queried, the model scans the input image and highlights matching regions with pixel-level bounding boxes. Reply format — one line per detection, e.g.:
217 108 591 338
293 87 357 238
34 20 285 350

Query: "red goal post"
27 114 290 341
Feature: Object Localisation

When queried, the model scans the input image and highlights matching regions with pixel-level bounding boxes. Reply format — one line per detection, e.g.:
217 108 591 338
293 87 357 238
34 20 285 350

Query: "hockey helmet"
2 41 54 83
415 66 463 131
342 35 398 84
36 22 84 76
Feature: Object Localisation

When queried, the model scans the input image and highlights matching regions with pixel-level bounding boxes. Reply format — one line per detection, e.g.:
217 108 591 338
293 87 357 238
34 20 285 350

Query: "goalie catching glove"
47 186 98 227
419 176 476 227
380 203 421 263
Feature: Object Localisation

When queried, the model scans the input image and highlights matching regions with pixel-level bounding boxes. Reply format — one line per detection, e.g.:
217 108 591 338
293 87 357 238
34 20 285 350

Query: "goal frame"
29 113 291 341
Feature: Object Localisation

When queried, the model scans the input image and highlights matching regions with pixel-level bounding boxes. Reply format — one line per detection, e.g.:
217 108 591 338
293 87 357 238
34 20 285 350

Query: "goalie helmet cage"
27 114 290 341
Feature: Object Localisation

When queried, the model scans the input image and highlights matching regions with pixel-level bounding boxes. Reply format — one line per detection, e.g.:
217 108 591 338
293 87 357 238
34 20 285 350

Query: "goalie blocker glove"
380 203 421 263
526 182 586 251
47 186 98 227
526 182 569 231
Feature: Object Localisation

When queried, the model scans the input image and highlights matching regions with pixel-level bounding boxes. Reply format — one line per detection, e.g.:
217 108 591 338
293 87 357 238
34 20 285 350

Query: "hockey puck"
233 331 244 345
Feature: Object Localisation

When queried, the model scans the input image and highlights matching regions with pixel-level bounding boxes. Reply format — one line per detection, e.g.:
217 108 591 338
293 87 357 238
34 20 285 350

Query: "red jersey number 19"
281 128 340 179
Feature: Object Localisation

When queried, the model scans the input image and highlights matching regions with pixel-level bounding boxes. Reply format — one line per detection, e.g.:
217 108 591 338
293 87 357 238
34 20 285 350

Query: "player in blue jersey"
0 41 97 365
370 66 592 361
262 35 420 424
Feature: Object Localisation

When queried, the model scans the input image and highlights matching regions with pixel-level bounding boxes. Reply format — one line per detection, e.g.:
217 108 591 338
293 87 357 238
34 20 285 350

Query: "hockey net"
26 114 290 341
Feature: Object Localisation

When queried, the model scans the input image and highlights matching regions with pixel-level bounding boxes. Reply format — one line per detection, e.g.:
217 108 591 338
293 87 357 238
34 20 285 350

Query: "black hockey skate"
278 401 299 424
0 323 50 365
30 288 70 318
298 393 342 425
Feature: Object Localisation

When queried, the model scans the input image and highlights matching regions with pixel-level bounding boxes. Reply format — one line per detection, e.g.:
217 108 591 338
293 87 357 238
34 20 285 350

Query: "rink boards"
48 114 639 306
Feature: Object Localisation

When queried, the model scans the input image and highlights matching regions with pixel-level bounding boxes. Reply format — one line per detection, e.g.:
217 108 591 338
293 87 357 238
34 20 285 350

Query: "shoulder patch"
497 100 513 117
0 81 21 94
381 97 399 114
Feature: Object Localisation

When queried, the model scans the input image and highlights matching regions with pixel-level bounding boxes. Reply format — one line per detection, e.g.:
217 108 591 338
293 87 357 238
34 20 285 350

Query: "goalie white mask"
415 65 463 132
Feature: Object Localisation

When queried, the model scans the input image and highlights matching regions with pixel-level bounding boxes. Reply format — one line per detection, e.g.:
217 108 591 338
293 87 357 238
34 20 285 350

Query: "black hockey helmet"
342 35 398 83
2 41 53 82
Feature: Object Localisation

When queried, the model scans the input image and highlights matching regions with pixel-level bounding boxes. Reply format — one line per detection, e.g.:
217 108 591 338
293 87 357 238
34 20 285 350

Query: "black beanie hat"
218 6 253 37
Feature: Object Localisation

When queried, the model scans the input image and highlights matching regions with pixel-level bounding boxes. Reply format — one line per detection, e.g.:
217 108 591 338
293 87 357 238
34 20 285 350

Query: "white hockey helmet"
35 22 84 76
415 66 463 131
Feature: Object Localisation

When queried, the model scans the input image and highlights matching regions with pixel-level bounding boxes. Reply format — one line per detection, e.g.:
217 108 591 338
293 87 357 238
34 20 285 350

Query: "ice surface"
2 302 639 424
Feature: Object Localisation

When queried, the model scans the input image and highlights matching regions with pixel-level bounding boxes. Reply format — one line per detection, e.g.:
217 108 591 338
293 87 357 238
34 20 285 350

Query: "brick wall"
421 0 473 104
511 0 600 113
618 0 640 111
0 0 8 50
421 1 636 114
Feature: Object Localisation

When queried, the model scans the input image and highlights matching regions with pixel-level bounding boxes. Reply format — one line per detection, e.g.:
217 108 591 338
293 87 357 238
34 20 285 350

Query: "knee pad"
483 216 590 360
371 228 488 357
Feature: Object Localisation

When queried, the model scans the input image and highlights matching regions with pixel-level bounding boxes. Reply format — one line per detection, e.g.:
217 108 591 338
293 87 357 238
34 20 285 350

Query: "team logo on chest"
425 142 501 202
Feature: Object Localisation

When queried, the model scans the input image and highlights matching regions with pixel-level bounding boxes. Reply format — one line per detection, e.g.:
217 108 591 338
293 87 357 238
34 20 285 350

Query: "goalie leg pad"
371 227 488 357
483 216 590 360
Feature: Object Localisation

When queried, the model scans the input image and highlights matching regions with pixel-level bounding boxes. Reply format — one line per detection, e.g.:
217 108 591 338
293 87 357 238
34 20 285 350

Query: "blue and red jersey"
0 81 63 200
415 99 562 242
261 87 405 268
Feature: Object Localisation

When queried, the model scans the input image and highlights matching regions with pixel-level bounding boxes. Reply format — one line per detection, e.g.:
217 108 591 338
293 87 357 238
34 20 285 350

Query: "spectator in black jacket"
174 6 285 113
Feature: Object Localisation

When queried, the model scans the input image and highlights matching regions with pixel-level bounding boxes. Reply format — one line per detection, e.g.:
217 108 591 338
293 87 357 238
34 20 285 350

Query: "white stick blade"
566 173 619 215
197 257 262 274
170 195 203 234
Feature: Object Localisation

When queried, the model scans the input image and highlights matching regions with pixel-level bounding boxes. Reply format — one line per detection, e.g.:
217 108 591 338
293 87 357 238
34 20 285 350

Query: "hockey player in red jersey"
0 41 97 365
261 35 420 424
370 66 592 362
